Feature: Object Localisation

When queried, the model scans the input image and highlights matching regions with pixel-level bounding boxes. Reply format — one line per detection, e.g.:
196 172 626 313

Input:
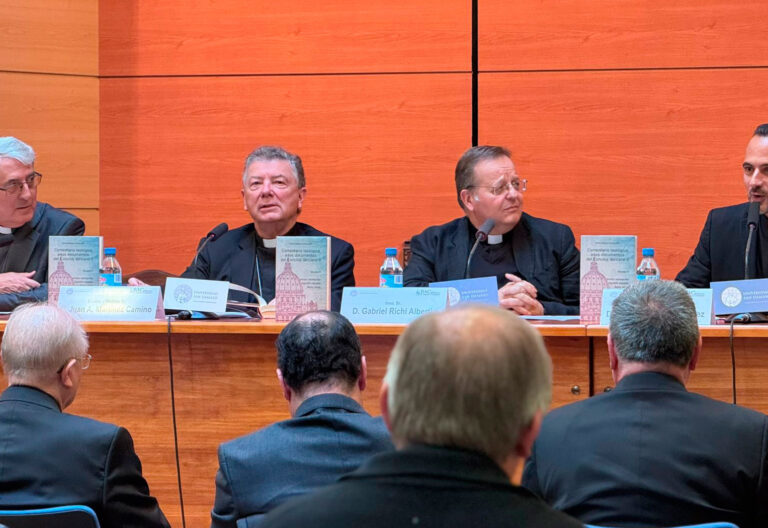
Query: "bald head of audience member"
381 305 552 478
276 310 367 416
1 303 90 409
608 280 701 385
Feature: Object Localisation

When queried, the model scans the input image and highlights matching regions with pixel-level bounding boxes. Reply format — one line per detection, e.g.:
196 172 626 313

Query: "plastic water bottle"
379 248 403 288
636 248 660 281
99 247 122 286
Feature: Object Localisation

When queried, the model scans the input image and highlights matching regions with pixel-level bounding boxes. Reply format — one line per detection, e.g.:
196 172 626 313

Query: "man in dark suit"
259 305 582 528
677 123 768 286
404 145 579 315
210 310 393 528
522 280 768 528
0 137 84 310
181 146 354 311
0 303 170 528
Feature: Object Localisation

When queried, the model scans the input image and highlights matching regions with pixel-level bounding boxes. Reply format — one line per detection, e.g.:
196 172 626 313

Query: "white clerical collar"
0 226 11 234
486 234 503 245
262 238 277 248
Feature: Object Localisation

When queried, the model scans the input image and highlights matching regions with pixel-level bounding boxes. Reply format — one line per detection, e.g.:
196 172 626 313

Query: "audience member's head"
276 310 365 414
1 303 90 408
382 305 551 475
608 280 700 383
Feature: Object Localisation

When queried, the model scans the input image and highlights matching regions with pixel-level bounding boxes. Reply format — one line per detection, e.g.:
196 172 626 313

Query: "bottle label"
100 272 122 286
379 274 403 288
636 274 660 281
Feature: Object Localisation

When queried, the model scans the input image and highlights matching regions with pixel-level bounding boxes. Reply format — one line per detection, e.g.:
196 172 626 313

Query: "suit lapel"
230 229 257 293
511 215 536 282
5 207 42 273
445 218 470 279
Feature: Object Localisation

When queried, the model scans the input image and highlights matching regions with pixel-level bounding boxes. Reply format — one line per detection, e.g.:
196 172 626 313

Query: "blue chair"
0 505 100 528
585 523 738 528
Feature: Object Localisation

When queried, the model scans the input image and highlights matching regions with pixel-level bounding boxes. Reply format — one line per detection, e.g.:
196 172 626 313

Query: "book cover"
48 236 103 304
580 235 637 324
275 236 331 322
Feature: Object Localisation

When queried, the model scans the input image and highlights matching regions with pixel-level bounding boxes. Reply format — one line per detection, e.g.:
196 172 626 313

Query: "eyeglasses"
56 353 92 374
468 178 527 196
0 172 42 196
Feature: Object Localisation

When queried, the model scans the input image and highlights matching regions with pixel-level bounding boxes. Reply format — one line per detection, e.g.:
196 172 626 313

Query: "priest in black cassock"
180 146 355 312
403 145 579 316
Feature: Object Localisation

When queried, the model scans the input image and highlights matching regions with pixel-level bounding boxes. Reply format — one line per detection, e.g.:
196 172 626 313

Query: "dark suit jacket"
522 372 768 528
260 444 583 528
0 385 170 528
0 202 84 310
676 202 756 287
404 215 580 314
182 222 355 311
211 394 393 528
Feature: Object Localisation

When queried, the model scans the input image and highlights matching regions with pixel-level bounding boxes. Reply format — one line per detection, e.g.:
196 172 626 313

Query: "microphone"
744 202 759 280
465 219 496 279
194 223 228 268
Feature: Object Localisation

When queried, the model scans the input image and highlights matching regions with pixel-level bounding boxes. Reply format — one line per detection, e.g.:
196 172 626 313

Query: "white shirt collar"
262 238 277 248
486 234 503 245
0 226 12 235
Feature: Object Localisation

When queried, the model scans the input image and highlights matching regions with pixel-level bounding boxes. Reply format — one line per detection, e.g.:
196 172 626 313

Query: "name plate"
430 276 498 307
712 278 768 315
599 288 624 325
164 277 228 313
600 287 714 325
58 286 162 321
341 287 448 324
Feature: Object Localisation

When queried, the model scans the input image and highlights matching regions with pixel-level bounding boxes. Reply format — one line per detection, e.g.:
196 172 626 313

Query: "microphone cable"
728 316 740 405
166 315 187 528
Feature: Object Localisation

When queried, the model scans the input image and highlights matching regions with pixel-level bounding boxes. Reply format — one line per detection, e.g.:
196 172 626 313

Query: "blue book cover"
48 236 103 304
580 235 636 324
275 236 331 322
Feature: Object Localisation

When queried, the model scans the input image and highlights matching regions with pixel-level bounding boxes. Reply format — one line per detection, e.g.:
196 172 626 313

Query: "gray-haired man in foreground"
0 303 170 528
523 280 768 528
260 305 582 528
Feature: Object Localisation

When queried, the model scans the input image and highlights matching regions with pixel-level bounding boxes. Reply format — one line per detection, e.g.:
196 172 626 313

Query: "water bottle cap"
104 247 116 256
642 248 654 257
385 248 397 256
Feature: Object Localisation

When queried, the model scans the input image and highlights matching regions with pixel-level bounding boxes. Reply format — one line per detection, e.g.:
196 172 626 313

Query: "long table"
1 320 765 527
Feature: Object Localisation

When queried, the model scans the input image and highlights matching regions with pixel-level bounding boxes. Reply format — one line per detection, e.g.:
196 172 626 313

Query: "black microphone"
744 201 759 280
194 223 228 268
465 219 496 279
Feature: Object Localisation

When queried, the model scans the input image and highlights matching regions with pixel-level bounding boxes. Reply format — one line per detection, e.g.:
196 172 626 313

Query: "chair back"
585 523 739 528
0 505 100 528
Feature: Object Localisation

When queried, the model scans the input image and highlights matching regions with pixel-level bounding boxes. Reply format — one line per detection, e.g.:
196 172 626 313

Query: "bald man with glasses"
0 137 84 310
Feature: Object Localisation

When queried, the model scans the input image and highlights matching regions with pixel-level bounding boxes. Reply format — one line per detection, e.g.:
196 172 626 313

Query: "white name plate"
341 287 448 324
164 277 229 313
57 286 162 321
599 286 714 326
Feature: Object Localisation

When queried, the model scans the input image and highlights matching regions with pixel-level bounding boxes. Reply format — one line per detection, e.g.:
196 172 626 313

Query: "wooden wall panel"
100 74 470 285
0 72 99 210
479 69 768 280
480 0 768 71
0 0 97 75
99 0 470 76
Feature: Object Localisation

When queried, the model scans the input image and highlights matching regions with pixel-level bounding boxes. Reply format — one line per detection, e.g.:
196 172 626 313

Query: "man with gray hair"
0 137 84 310
0 303 170 527
404 145 579 315
181 146 354 311
259 305 582 528
523 280 768 528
